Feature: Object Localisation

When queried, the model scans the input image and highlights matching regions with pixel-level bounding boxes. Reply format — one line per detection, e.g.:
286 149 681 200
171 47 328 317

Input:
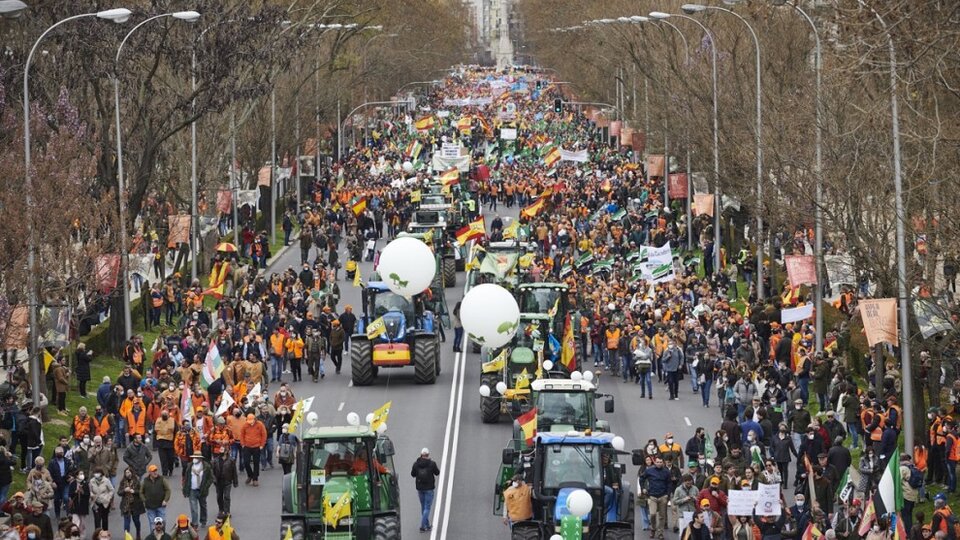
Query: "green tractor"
406 211 461 287
281 425 400 539
494 431 635 540
516 282 584 374
477 314 551 424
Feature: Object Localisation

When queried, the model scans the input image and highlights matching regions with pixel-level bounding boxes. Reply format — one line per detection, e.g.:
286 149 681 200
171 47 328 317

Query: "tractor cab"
281 426 400 539
530 378 613 434
358 282 429 343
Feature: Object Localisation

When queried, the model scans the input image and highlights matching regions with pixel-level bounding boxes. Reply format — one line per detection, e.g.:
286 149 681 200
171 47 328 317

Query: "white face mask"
512 481 519 488
808 434 815 440
94 473 103 479
873 526 880 533
666 438 674 444
77 474 85 481
193 458 201 465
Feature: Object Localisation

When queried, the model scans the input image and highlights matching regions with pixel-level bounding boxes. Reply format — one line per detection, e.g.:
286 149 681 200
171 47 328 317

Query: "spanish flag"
560 313 577 372
456 216 485 245
202 260 231 299
516 407 537 445
414 116 435 131
521 198 545 219
440 168 460 187
543 146 561 168
456 116 472 134
351 198 367 216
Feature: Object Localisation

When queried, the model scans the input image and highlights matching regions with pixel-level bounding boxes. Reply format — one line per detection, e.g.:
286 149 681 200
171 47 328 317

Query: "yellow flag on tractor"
370 401 392 431
366 317 387 340
560 313 577 372
515 368 531 390
353 266 362 288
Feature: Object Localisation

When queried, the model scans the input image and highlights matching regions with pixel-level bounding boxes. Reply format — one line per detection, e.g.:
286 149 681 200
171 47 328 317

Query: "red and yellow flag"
351 198 368 216
440 168 460 187
455 216 485 245
543 146 561 168
517 407 537 445
560 313 576 372
202 260 231 299
414 116 435 131
521 198 545 219
456 116 472 134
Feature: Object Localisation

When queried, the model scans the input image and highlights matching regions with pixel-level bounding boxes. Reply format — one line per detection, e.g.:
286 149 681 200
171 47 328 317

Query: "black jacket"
75 349 94 381
410 457 439 491
771 434 797 463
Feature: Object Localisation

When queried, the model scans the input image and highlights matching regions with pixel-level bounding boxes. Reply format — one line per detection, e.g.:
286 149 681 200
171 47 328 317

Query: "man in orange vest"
945 423 959 493
91 406 113 440
206 512 239 540
932 493 956 537
71 406 95 445
930 408 948 485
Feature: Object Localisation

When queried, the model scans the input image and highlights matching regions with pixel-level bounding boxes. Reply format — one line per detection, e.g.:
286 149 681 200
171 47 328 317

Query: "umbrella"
215 242 237 253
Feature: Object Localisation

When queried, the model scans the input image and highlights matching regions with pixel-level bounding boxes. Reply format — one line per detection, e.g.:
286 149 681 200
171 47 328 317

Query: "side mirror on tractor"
502 449 516 465
604 397 614 414
632 449 644 466
380 439 395 457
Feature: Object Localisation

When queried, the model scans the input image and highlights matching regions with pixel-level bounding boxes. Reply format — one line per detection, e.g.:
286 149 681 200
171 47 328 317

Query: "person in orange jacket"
239 414 267 486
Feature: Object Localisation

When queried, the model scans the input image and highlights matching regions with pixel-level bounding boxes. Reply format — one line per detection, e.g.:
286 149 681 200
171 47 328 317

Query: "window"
537 391 591 428
542 444 601 489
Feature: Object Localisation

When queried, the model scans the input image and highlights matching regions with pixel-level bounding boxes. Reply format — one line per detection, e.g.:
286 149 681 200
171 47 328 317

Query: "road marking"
684 416 692 426
430 349 463 540
338 402 344 411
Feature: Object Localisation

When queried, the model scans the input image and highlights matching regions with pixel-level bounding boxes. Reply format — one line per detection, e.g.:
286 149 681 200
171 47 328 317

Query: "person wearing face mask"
21 523 45 540
660 340 685 400
865 515 892 540
155 410 176 477
787 399 813 454
659 434 682 463
858 447 881 494
182 453 213 530
501 474 533 528
88 437 118 485
641 457 672 540
69 436 92 478
771 424 797 488
89 467 114 531
272 385 296 411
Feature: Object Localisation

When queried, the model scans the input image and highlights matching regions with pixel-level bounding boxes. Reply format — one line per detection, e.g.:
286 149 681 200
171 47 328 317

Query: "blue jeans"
271 354 283 381
638 371 652 397
603 486 619 520
846 422 860 448
639 504 651 529
146 506 165 526
189 488 208 527
417 489 434 530
798 377 810 404
689 363 699 391
700 379 713 407
123 513 142 536
0 484 10 509
592 343 603 366
230 441 241 462
947 460 957 492
261 437 276 468
453 328 464 351
620 353 631 381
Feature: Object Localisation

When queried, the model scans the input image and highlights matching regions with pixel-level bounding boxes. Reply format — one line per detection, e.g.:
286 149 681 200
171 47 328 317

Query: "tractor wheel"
435 339 442 376
442 258 457 288
373 514 400 540
413 336 438 384
280 519 305 540
471 341 481 354
602 528 633 540
351 337 375 386
510 525 543 540
621 492 635 526
480 374 501 424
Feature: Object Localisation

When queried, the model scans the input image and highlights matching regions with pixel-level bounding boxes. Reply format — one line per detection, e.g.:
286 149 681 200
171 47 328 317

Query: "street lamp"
771 0 824 352
114 11 199 340
0 0 26 17
682 2 764 298
651 11 722 274
23 7 132 407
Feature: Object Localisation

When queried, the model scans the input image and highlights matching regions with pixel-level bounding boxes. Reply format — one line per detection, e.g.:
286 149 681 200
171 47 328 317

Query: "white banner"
129 255 154 278
559 148 589 163
727 490 760 516
755 483 782 516
500 128 518 140
443 97 493 107
431 153 471 172
237 190 259 208
824 254 858 286
781 303 815 324
440 143 462 159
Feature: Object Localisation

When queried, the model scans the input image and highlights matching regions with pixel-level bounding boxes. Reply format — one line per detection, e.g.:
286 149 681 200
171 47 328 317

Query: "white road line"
430 349 462 540
684 417 692 426
338 402 345 411
439 348 467 538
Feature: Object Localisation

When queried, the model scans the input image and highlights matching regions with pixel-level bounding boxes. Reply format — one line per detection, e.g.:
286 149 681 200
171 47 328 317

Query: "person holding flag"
204 512 239 540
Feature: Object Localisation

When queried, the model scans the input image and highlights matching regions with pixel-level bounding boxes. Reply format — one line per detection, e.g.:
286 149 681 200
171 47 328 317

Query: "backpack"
938 510 960 540
278 437 295 464
908 465 924 489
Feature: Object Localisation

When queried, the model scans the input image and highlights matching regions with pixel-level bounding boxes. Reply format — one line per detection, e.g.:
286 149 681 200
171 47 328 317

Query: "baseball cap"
154 517 164 525
709 477 720 486
421 448 430 456
178 514 189 526
147 464 158 472
700 499 711 508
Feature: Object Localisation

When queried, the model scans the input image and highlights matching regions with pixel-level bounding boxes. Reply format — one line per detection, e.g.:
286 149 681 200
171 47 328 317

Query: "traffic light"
535 80 542 90
554 98 563 113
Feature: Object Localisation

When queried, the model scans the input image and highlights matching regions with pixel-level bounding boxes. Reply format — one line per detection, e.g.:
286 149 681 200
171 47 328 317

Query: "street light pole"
653 19 688 226
271 88 277 242
683 3 762 296
230 111 238 247
23 8 131 407
774 0 823 352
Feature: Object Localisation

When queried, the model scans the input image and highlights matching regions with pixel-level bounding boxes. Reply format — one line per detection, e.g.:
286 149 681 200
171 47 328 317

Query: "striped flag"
520 198 545 219
455 216 485 245
543 146 561 168
517 407 537 445
560 313 576 372
414 116 435 131
405 140 424 160
858 498 877 537
351 198 367 216
440 168 460 186
201 341 224 390
875 448 903 514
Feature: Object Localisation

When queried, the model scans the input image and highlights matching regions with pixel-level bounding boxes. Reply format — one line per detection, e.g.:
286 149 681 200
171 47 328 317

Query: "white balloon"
583 370 595 382
306 411 319 426
365 413 375 424
346 412 360 426
612 436 626 451
542 360 554 371
570 370 583 381
495 381 508 395
402 161 414 173
566 489 593 517
378 237 437 296
479 385 492 397
460 284 520 349
376 423 388 434
550 536 563 540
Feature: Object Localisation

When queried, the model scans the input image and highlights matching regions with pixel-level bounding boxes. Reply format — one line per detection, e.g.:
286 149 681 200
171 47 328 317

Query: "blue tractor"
350 282 440 386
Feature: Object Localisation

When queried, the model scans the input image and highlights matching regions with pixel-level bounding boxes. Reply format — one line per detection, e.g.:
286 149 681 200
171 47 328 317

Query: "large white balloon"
306 411 319 426
479 385 492 397
402 161 414 173
566 489 593 517
612 436 626 451
378 237 437 297
583 371 595 382
550 536 563 540
460 284 520 349
346 412 360 426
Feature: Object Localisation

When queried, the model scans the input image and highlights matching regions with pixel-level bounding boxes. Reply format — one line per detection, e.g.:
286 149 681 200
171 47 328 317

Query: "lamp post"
23 7 132 406
683 1 763 298
115 11 199 341
772 0 823 352
654 11 721 273
857 0 913 452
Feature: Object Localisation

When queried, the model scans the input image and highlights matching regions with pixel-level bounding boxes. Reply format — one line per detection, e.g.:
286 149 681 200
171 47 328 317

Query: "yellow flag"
515 368 531 390
324 492 353 526
502 221 519 239
547 298 559 320
284 525 294 540
353 267 362 288
423 229 434 244
370 401 391 431
42 350 55 373
125 533 134 540
518 253 535 268
366 317 386 340
481 349 507 373
410 190 422 203
222 517 234 540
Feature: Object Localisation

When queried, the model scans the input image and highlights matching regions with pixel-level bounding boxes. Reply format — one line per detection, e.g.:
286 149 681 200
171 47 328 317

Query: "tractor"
495 431 635 540
516 282 584 374
280 425 400 539
350 282 440 386
478 314 551 424
501 378 614 446
406 211 461 286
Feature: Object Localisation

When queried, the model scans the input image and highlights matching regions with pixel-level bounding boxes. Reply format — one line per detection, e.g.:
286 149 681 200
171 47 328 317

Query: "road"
146 202 722 540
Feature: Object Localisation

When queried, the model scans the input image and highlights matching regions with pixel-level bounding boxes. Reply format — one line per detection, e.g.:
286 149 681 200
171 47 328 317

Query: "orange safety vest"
949 434 960 462
605 329 621 350
914 446 929 472
73 416 94 440
870 412 886 442
935 507 954 534
124 410 146 436
888 404 903 430
931 416 943 446
92 415 112 437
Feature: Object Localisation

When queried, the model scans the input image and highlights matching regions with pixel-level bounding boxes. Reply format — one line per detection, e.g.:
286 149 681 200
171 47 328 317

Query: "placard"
860 298 898 346
785 255 818 285
500 128 518 140
441 143 461 159
781 304 814 324
727 489 760 516
755 483 782 516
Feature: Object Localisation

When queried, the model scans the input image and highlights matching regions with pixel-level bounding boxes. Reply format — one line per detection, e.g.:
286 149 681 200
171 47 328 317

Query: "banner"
500 128 517 140
37 306 70 347
620 127 635 147
693 193 715 217
785 255 818 285
167 215 191 245
431 153 471 173
443 96 492 107
912 293 954 339
559 148 589 163
0 304 29 350
479 252 519 280
727 490 760 516
609 121 622 137
129 255 154 279
257 166 271 187
824 254 857 286
781 303 815 324
646 155 665 177
859 298 898 347
668 173 689 200
95 254 121 294
237 190 259 208
298 155 316 178
637 261 676 283
216 190 232 214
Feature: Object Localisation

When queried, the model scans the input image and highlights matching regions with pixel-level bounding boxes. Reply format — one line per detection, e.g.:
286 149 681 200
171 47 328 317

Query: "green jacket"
181 461 214 498
140 475 171 509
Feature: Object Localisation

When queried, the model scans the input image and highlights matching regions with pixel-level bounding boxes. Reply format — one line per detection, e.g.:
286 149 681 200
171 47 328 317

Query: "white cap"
421 448 430 456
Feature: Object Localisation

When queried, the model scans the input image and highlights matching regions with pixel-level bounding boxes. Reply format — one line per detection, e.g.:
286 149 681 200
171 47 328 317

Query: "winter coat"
771 434 797 463
410 457 439 491
122 442 153 477
140 475 171 509
68 479 91 515
181 461 214 498
211 455 238 488
118 473 145 516
75 349 93 382
89 446 119 477
89 475 115 507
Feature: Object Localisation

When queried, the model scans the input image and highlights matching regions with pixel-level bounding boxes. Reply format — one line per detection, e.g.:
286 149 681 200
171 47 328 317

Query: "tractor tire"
435 340 442 376
351 337 375 386
471 341 481 354
602 528 633 540
280 519 305 540
413 337 438 384
373 514 400 540
442 258 457 288
480 374 501 424
511 525 543 540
